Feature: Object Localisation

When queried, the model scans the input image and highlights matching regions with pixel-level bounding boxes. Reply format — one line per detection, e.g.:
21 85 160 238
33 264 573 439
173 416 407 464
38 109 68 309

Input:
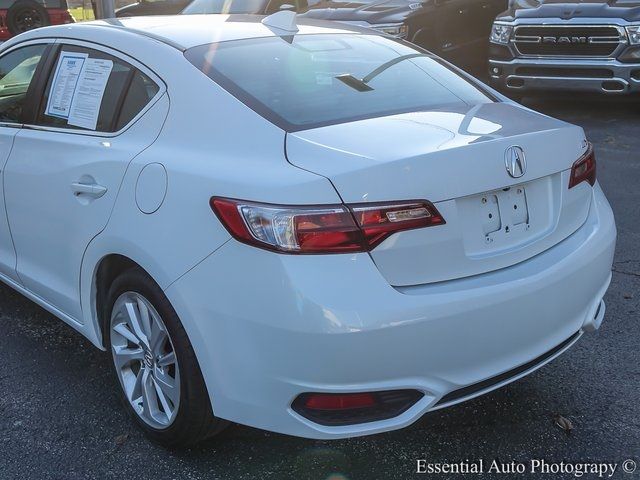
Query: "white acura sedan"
0 13 615 445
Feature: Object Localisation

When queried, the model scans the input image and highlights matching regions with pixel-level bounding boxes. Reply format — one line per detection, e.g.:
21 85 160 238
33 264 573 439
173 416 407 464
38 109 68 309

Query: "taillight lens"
351 201 445 249
569 144 596 189
210 199 364 253
210 198 445 254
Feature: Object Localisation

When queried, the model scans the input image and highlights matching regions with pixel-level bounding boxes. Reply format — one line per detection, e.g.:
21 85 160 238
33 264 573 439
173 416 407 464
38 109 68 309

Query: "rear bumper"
165 184 616 439
489 57 640 94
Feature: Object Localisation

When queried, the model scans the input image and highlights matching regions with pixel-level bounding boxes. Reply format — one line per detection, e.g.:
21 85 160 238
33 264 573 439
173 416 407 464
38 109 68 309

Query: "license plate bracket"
481 186 530 244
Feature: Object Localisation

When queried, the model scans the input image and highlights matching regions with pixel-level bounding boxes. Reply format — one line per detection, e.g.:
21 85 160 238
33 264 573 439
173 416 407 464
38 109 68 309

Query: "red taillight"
304 393 376 410
290 211 364 253
569 144 596 189
351 201 445 249
210 198 364 253
210 198 445 254
210 198 252 241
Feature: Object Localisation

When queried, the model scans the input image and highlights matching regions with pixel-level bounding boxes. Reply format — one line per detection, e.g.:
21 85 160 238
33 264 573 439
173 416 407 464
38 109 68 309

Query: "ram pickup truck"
488 0 640 94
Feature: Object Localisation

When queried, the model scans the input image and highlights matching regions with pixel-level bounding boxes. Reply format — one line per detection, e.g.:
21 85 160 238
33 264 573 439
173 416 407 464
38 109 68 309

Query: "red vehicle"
0 0 74 40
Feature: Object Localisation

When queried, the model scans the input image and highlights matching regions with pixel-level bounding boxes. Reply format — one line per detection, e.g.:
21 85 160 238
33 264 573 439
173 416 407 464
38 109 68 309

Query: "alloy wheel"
110 292 180 429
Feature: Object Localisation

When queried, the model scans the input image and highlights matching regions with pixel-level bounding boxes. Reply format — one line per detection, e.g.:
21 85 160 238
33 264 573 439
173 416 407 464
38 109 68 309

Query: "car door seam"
283 132 385 271
78 91 172 318
2 130 22 284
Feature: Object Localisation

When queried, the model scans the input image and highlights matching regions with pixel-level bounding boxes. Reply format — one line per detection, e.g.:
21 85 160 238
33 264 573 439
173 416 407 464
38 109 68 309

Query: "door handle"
71 182 108 199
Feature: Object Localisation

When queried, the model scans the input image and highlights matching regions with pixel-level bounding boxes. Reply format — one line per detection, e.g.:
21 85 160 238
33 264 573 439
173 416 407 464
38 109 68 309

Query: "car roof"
19 14 371 51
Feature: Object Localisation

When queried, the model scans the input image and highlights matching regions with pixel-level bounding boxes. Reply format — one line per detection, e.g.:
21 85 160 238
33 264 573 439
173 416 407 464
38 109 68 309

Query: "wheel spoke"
130 367 145 402
125 302 149 347
112 344 144 370
136 297 153 339
113 322 140 346
156 351 175 368
149 320 168 354
141 369 155 419
155 368 179 405
152 377 174 420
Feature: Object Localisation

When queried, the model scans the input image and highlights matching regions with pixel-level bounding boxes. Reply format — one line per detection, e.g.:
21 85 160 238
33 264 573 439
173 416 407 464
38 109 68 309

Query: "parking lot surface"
0 96 638 480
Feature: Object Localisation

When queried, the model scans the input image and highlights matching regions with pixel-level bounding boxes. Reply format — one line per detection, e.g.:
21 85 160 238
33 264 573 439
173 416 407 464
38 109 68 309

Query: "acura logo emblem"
505 146 527 178
144 349 154 368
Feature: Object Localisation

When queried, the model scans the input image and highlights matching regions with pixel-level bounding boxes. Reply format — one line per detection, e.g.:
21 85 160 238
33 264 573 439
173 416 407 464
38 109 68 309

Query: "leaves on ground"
553 414 574 434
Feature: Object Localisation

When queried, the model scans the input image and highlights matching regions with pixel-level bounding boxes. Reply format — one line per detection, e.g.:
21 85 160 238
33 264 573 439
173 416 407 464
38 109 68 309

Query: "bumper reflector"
292 390 424 426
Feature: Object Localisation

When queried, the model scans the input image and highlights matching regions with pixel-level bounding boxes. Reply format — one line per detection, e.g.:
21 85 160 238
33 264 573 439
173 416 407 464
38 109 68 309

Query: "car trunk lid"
286 102 593 286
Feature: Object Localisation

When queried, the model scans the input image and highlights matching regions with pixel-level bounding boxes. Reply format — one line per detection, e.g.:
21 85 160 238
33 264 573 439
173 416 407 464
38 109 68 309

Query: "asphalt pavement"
0 95 638 480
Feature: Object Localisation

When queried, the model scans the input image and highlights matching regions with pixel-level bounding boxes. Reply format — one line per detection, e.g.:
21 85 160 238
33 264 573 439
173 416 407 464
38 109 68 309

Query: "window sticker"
67 58 114 130
45 51 88 119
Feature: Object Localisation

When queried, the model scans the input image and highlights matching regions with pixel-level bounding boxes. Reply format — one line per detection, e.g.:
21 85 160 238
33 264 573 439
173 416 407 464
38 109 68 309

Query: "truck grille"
513 26 624 57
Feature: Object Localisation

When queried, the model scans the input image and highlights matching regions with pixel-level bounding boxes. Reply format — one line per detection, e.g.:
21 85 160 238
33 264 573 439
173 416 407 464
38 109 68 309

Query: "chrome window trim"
0 38 54 56
21 38 167 138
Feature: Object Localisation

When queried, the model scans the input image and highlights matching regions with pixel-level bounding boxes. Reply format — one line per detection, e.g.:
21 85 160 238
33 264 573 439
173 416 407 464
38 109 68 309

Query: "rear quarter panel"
80 43 341 347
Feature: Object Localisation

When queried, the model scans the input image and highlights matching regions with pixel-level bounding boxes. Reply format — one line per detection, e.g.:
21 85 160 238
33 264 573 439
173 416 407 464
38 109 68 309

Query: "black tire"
6 0 50 35
104 266 229 446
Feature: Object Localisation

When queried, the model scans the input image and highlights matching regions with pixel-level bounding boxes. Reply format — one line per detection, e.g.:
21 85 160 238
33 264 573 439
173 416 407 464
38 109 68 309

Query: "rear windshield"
185 34 492 131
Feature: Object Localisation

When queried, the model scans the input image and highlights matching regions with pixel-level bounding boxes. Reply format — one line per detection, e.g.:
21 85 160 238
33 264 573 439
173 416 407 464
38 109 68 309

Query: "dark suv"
0 0 74 40
302 0 507 71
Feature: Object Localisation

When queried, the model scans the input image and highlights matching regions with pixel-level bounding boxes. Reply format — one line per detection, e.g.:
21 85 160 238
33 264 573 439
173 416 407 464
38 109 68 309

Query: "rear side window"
0 44 47 123
115 71 159 131
185 34 491 131
36 45 160 133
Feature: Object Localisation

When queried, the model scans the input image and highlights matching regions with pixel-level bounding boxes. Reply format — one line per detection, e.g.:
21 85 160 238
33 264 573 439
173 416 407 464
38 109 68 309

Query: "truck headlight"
490 23 513 44
626 25 640 45
372 23 409 39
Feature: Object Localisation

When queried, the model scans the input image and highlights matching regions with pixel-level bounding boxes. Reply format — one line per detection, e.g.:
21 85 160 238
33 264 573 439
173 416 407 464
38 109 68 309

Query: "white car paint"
0 122 19 281
286 105 594 285
5 87 168 321
0 15 616 439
